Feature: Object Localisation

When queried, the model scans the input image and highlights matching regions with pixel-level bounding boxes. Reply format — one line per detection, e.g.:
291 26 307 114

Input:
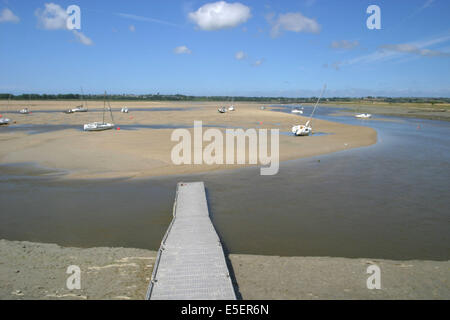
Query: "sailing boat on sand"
292 85 326 136
228 97 235 111
291 105 303 114
354 103 371 119
19 94 31 114
66 88 88 113
83 91 115 131
355 112 372 119
0 95 12 125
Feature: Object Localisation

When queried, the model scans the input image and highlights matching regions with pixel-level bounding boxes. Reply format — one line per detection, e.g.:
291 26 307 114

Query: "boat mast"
6 94 10 115
81 87 88 110
107 93 114 123
103 91 106 124
307 84 326 127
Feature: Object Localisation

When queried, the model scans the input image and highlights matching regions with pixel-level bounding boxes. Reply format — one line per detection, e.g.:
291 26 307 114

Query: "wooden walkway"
146 182 236 300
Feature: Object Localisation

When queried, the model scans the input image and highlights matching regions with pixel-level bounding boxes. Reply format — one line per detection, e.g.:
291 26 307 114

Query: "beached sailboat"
65 88 88 113
121 107 129 113
291 106 303 114
19 95 31 114
228 98 235 111
354 104 371 119
355 113 372 119
292 85 326 136
83 92 115 131
0 95 12 125
218 106 227 113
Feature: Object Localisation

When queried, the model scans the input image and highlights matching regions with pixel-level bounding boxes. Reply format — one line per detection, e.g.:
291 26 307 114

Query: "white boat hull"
355 113 372 119
0 117 10 125
218 107 227 113
228 106 235 111
292 124 312 136
83 122 115 131
291 109 303 114
19 108 29 114
66 107 88 113
121 108 129 113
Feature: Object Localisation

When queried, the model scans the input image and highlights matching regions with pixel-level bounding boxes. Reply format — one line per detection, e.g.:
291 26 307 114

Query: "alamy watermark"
170 121 279 175
366 264 381 289
366 5 381 30
66 5 81 30
66 265 81 290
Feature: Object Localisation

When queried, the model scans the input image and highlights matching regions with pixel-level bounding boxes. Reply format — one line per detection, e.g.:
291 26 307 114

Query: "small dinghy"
0 117 10 125
291 107 303 114
260 106 266 110
1 95 12 125
355 113 372 119
228 97 235 111
121 107 129 113
218 106 227 113
292 85 326 137
84 91 115 132
19 94 32 114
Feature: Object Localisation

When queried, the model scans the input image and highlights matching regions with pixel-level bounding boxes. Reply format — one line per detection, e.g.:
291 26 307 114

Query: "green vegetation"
0 93 449 105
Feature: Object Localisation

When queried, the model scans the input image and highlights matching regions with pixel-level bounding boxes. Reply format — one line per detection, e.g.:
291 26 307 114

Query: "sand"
0 240 448 300
0 100 377 179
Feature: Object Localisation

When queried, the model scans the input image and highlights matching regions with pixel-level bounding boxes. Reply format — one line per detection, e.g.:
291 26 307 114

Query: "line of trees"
0 93 448 104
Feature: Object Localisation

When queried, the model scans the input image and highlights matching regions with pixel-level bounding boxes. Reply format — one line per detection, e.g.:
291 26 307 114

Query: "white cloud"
268 12 321 38
35 3 93 46
188 1 251 31
322 61 341 70
331 40 359 50
304 0 317 7
129 25 136 32
235 51 247 60
35 3 68 30
174 46 192 54
253 58 264 66
421 0 435 10
73 30 93 46
340 35 450 68
380 43 450 57
116 13 179 28
0 8 20 23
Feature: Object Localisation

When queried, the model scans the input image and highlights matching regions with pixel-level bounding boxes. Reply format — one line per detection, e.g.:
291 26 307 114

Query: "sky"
0 0 449 97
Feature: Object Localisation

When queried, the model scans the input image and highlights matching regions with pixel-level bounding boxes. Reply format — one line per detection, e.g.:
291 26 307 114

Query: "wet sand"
0 240 448 300
0 100 377 179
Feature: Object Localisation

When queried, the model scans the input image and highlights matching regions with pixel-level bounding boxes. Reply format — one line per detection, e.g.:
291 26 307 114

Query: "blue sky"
0 0 449 97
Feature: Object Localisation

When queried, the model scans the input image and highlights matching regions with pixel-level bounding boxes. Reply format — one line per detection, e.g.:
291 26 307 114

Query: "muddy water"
0 107 449 260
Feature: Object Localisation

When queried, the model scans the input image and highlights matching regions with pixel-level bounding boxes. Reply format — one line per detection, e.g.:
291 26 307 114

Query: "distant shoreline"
2 99 448 121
